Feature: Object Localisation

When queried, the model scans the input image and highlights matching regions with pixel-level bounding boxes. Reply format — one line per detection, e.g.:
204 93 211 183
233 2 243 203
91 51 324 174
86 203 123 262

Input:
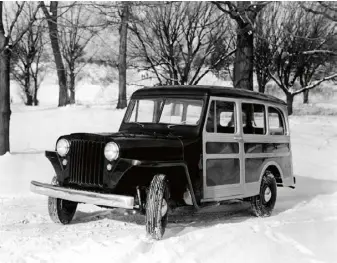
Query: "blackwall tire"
145 174 169 240
47 176 78 224
250 171 277 217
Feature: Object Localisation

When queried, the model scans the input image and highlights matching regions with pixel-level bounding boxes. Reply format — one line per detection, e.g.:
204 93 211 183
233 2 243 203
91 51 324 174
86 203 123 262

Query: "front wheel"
250 171 277 217
48 176 78 224
145 174 169 240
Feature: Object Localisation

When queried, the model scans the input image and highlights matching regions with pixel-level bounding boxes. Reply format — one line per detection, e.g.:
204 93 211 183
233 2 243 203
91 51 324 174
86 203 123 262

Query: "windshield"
125 98 204 126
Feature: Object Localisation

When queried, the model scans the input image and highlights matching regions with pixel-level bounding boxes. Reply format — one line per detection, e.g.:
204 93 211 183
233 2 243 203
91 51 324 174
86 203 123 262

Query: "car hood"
66 132 184 161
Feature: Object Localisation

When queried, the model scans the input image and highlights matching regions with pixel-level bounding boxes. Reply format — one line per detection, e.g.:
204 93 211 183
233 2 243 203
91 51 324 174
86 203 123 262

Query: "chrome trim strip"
30 181 134 209
245 152 290 158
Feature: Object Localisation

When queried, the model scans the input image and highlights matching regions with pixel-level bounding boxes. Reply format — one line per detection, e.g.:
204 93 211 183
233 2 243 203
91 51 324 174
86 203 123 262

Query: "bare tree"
0 1 40 155
254 2 281 93
300 1 337 103
268 3 337 114
11 3 45 106
59 3 98 104
129 2 235 86
213 1 268 91
86 1 135 109
40 1 68 106
117 1 129 109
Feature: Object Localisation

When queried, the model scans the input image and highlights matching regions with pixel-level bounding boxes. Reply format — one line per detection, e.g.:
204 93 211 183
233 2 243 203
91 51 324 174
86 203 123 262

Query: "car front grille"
68 139 105 187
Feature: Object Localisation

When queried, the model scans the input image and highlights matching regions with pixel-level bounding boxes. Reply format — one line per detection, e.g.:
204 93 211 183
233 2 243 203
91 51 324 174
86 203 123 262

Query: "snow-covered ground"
2 65 337 262
0 104 337 263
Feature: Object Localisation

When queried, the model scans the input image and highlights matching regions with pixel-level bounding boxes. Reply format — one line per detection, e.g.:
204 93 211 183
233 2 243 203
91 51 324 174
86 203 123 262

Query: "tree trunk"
41 1 68 106
286 93 294 116
26 93 33 106
233 1 254 91
234 29 254 91
117 3 129 109
33 76 39 106
0 48 11 155
303 89 309 104
69 69 75 104
24 66 33 106
256 71 265 93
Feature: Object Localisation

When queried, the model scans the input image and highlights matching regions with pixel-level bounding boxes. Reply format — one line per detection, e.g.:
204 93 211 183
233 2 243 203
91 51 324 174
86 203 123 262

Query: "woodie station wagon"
31 86 296 239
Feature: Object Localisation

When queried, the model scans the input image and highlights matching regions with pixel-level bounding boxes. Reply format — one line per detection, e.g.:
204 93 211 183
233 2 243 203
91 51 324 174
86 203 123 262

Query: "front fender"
45 151 65 182
105 158 136 188
137 161 199 209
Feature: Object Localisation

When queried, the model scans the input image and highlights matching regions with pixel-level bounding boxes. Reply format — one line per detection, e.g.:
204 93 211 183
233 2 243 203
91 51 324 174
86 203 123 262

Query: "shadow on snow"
70 174 337 238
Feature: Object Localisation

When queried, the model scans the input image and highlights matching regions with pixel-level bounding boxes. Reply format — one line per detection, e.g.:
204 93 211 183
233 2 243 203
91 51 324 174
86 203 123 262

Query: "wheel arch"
259 161 284 186
137 162 199 209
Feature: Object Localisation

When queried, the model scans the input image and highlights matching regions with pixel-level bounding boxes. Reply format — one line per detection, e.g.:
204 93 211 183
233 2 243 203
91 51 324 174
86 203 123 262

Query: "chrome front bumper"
30 181 134 209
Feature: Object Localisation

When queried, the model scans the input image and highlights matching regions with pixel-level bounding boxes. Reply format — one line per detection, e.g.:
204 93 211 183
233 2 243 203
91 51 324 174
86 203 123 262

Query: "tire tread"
146 174 168 240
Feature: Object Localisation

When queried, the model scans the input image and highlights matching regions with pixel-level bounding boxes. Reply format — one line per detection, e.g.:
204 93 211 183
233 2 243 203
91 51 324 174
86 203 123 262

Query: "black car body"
31 86 295 239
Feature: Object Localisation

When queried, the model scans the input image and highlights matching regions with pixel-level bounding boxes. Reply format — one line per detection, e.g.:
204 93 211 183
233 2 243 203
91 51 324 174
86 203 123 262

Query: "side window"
242 103 266 135
206 100 236 134
206 101 215 132
268 107 285 135
217 101 236 133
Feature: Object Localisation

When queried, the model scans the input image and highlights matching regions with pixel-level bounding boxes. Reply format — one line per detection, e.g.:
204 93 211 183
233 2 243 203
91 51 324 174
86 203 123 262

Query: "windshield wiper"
167 121 187 129
132 122 144 128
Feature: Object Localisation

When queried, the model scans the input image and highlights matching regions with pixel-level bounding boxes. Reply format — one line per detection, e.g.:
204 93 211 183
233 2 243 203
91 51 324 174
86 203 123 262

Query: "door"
202 97 244 201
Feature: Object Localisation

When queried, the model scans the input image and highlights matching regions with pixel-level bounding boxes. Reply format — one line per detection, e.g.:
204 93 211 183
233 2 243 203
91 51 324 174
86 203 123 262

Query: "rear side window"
206 100 236 134
241 103 266 135
268 107 285 135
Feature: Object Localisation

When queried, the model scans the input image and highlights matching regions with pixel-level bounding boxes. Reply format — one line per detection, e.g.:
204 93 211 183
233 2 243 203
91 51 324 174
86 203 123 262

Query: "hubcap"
161 199 168 216
264 187 272 202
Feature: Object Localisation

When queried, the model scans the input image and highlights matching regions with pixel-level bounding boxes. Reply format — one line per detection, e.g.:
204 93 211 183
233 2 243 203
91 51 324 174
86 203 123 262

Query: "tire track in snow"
265 228 314 256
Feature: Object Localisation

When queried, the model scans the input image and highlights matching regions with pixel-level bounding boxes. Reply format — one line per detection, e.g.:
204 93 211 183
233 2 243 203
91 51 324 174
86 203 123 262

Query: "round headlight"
104 142 119 161
56 139 70 157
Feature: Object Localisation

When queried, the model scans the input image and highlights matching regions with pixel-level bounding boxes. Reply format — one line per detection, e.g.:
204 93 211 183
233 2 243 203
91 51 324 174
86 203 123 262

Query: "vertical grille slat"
73 141 79 182
94 142 99 185
73 140 76 183
68 139 104 187
99 143 104 185
76 140 81 183
86 141 92 185
87 141 93 185
72 140 76 183
78 140 82 184
95 142 100 185
81 141 86 184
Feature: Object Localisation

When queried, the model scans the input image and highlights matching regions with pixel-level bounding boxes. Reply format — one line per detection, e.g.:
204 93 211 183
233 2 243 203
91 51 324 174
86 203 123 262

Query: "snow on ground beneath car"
1 106 337 263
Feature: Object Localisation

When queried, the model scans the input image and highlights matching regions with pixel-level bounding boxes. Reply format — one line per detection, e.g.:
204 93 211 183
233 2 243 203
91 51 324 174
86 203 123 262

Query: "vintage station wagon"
31 86 295 239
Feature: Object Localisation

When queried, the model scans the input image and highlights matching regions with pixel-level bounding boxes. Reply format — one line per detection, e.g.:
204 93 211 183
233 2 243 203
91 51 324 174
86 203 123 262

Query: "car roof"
132 85 286 106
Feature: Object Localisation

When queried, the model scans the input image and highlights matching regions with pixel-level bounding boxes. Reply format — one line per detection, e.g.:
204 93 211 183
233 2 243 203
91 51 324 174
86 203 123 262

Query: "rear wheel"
145 174 169 240
250 171 277 217
48 176 78 224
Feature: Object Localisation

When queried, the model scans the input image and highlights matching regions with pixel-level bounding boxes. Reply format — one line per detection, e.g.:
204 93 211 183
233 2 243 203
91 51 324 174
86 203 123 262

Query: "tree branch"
300 3 337 22
299 50 337 56
11 3 41 48
268 68 289 95
8 2 26 38
293 73 337 95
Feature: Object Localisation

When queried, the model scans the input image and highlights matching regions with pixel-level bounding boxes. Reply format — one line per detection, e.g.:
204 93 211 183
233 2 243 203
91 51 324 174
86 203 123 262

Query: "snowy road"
1 107 337 263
